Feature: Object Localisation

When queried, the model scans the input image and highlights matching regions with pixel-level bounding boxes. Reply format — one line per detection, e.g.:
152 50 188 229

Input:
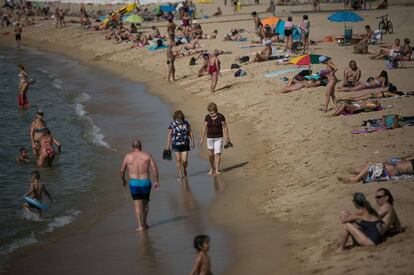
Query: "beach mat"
264 68 299 78
146 44 168 52
352 116 414 134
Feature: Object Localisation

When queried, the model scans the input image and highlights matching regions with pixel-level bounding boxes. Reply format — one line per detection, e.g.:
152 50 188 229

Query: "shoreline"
2 3 414 274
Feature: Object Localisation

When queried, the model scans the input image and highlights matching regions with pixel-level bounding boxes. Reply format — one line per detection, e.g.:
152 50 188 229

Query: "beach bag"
353 44 368 54
383 114 400 129
239 56 250 63
231 63 241 69
234 69 246 77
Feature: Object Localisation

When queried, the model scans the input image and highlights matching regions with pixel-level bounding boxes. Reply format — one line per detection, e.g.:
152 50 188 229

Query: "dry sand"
1 2 414 274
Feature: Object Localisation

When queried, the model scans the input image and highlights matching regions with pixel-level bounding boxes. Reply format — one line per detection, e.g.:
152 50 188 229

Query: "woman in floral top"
166 110 195 180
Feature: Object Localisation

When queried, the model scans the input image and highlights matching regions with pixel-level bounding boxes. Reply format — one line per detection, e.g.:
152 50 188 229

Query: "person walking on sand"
120 139 159 232
190 235 212 275
300 15 310 54
208 50 220 93
319 56 338 112
22 170 53 218
14 22 22 49
166 110 195 180
200 102 231 175
166 40 177 83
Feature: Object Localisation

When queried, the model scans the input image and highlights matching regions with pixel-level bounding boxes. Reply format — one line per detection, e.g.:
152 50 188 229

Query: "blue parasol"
328 11 363 27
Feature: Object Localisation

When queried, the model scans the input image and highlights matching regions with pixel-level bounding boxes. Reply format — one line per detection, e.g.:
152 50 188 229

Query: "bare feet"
208 169 214 175
214 170 222 175
136 226 147 232
337 176 355 184
335 247 345 253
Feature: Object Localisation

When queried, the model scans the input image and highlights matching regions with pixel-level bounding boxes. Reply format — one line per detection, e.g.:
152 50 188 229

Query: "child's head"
20 147 28 156
31 170 40 180
193 235 210 252
303 15 308 20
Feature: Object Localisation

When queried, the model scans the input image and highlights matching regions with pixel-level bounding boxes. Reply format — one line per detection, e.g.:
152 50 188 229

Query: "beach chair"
337 27 353 46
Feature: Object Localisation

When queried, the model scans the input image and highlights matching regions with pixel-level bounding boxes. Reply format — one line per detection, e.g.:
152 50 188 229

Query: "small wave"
37 69 56 79
0 233 38 256
52 79 64 90
73 93 110 149
45 209 81 233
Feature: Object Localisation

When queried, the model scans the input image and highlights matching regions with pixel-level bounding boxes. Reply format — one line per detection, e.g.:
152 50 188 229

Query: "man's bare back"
124 151 151 179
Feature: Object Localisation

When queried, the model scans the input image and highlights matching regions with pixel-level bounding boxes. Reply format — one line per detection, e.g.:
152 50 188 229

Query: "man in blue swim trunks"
120 139 159 232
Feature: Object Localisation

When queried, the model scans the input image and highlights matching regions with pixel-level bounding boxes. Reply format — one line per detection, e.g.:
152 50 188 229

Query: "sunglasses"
375 195 385 199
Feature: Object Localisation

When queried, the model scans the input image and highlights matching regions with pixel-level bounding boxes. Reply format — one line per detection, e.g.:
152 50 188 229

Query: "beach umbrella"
124 14 144 24
262 16 280 27
328 11 363 27
290 54 329 66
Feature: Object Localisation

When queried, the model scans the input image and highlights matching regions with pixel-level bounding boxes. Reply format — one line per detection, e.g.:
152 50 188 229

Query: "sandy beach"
1 1 414 274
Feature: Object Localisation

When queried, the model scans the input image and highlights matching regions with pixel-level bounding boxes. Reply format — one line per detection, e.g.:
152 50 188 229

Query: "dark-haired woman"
17 64 31 109
337 71 388 92
375 188 403 235
166 110 194 180
337 193 385 252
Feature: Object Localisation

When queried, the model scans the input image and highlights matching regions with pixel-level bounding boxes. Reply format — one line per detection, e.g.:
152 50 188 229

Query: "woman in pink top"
284 16 294 52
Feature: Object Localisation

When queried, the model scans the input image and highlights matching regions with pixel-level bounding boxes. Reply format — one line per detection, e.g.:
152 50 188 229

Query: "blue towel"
146 44 168 52
264 68 298 78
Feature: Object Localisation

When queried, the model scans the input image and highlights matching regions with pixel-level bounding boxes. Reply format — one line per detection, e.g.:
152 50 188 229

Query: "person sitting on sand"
342 60 361 88
358 25 374 45
253 40 272 62
212 7 222 17
398 38 412 61
223 29 244 41
337 70 389 92
16 147 29 163
374 188 404 236
370 38 402 60
337 192 385 253
332 99 381 116
191 22 203 39
338 155 414 184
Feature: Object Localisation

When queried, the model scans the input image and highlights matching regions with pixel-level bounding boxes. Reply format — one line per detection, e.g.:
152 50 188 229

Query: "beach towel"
363 163 390 183
160 5 176 13
146 44 168 51
351 116 414 134
263 68 301 78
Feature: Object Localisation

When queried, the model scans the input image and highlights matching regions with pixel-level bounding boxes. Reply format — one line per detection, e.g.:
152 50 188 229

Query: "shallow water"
0 47 230 274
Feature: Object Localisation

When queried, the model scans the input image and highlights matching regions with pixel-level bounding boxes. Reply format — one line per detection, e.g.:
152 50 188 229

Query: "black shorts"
284 29 292 37
172 143 190 152
15 34 21 41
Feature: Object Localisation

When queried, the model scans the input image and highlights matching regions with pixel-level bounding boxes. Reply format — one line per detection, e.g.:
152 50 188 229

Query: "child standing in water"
190 235 212 275
22 171 52 217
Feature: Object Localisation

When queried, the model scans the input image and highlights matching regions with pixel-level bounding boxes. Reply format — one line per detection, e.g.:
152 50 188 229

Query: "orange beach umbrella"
262 16 280 27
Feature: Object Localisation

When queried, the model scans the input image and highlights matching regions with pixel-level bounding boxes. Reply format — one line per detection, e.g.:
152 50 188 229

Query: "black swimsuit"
356 220 384 245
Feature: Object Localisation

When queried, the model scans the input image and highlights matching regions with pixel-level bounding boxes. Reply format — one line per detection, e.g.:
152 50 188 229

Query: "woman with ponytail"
337 192 385 252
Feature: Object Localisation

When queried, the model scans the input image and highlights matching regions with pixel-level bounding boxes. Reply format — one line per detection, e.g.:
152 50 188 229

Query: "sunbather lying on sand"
338 154 414 183
337 70 388 92
338 89 407 101
333 99 381 116
223 29 245 41
280 79 321 93
253 40 272 62
202 30 218 39
370 38 401 60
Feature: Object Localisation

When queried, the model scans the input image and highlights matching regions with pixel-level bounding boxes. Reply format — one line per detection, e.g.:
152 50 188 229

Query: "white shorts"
207 137 223 154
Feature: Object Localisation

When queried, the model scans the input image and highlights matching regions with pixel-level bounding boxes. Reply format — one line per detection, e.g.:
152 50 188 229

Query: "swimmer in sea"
120 139 159 232
16 147 29 163
190 235 212 275
22 170 52 217
37 128 61 167
30 110 47 156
